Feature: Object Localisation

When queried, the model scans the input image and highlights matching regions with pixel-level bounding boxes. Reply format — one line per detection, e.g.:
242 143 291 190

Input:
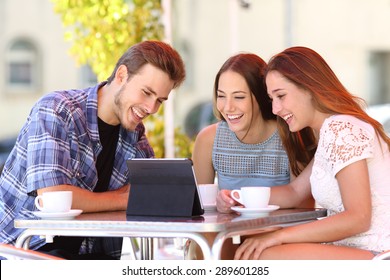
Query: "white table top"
15 208 327 233
14 208 327 260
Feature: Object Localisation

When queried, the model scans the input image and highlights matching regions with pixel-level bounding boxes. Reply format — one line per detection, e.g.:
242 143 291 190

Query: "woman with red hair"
235 46 390 260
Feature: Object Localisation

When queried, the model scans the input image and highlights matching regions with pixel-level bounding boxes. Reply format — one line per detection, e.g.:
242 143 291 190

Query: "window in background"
367 51 390 134
79 64 97 88
6 38 40 94
184 102 217 138
369 51 390 105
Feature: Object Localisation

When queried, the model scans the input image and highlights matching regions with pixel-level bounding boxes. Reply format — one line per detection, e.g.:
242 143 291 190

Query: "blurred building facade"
1 0 390 140
0 0 95 139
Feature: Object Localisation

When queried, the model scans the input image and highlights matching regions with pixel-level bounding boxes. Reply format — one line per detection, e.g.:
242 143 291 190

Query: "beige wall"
0 0 79 138
173 0 390 129
1 0 390 139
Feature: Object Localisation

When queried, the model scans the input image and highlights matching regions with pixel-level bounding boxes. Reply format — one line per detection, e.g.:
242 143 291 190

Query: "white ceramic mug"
198 183 218 206
34 191 72 213
230 187 270 208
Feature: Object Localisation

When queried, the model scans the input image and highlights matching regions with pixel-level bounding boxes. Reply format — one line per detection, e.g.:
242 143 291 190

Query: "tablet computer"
126 158 204 217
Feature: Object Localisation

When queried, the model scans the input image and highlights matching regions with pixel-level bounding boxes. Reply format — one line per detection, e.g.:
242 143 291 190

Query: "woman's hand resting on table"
234 230 283 260
216 189 240 213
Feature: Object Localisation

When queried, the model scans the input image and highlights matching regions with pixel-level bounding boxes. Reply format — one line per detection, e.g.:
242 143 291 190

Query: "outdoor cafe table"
14 208 327 260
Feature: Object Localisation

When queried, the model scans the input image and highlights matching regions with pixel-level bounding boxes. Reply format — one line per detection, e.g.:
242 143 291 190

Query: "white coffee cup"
198 183 218 206
230 187 270 208
34 191 73 213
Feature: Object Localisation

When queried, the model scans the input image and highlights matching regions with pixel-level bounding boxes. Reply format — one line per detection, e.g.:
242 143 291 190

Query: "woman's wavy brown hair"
266 46 390 176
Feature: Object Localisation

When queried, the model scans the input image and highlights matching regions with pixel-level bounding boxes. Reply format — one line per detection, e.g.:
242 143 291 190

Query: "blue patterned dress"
212 121 290 190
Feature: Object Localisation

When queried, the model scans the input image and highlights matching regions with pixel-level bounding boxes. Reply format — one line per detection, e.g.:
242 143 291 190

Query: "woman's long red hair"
266 46 390 176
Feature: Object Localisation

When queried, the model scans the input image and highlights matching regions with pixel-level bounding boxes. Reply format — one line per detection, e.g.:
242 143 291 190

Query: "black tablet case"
126 158 204 217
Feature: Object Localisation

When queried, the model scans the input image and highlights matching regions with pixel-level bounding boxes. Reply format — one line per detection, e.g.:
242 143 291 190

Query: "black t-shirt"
94 117 120 193
38 117 120 258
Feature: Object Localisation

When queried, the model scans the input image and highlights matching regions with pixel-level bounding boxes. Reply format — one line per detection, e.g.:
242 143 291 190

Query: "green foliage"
145 107 194 158
51 0 193 158
51 0 163 81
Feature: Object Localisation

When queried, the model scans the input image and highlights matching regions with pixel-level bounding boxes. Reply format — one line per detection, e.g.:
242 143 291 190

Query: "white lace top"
311 115 390 252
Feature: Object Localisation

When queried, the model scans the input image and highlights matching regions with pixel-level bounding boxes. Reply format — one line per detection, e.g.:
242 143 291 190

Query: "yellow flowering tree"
51 0 193 158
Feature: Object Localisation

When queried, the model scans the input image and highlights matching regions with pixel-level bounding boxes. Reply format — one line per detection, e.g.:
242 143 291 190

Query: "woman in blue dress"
189 53 314 259
192 53 314 213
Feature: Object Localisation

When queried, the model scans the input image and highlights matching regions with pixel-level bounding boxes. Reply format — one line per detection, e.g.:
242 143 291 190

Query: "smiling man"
0 41 185 259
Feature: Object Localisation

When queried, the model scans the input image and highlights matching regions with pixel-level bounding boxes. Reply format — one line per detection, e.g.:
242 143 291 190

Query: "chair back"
0 244 63 260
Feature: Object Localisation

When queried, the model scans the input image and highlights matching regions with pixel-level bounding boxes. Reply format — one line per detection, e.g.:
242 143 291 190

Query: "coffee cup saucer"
32 209 83 220
231 205 280 217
